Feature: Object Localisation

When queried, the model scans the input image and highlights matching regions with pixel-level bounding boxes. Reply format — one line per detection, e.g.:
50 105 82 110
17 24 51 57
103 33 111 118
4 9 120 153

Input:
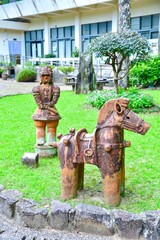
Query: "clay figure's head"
40 66 53 85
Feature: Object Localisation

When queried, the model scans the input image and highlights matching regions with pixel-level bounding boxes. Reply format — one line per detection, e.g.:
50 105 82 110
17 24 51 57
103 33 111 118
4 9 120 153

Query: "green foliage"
86 30 150 63
16 69 37 82
71 47 79 57
86 30 150 93
87 87 156 113
130 55 160 88
0 68 4 75
0 91 160 213
43 53 56 58
23 61 35 70
39 63 55 69
58 66 75 74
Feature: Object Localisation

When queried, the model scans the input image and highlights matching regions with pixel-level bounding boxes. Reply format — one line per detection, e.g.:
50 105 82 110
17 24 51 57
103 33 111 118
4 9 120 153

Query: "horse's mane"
97 99 116 125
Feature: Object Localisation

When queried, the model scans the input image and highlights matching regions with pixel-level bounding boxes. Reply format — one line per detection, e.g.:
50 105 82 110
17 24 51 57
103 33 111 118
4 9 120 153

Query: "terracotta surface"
32 66 61 147
57 98 150 207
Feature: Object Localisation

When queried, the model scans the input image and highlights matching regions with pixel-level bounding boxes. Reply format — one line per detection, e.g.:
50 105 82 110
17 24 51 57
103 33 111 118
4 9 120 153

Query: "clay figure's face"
41 74 52 84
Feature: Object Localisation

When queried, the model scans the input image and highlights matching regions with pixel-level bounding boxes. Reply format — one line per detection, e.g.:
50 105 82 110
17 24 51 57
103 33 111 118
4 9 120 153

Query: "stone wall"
0 185 159 240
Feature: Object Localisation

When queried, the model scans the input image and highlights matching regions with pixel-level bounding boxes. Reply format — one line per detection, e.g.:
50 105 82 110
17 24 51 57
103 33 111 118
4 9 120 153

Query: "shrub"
39 63 55 69
58 66 75 74
87 87 155 113
129 55 160 88
16 69 37 82
0 68 4 76
43 53 56 58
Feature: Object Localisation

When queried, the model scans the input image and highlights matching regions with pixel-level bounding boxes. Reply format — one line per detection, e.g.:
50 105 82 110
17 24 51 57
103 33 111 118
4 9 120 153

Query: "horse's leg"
102 171 121 207
61 162 79 200
120 148 125 196
77 163 84 190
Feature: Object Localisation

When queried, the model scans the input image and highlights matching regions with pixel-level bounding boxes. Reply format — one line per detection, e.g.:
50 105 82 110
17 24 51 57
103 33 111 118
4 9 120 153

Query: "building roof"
0 0 117 21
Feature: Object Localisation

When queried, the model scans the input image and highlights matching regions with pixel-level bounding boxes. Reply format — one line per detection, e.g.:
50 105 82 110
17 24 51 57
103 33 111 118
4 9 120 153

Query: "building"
0 0 159 64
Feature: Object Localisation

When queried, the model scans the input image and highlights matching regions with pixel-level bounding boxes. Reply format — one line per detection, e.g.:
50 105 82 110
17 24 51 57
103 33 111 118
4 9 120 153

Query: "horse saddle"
72 128 96 164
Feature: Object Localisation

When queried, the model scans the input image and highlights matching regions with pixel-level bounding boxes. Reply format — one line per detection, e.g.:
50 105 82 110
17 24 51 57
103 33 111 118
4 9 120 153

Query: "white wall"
0 30 24 57
131 0 160 17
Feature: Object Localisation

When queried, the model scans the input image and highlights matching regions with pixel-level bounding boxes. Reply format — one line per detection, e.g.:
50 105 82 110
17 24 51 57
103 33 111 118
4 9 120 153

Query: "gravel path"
0 78 72 97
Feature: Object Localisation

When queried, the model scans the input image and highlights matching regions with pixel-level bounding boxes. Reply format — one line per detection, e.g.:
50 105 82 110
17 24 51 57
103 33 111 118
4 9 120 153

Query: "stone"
49 200 72 230
15 198 48 229
35 144 57 158
74 203 114 236
0 189 22 218
21 152 39 167
143 210 160 240
112 209 143 239
0 184 4 192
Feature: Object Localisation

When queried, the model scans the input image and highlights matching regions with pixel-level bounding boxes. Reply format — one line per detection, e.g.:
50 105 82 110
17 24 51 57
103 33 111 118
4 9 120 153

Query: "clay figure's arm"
49 86 60 107
32 86 45 109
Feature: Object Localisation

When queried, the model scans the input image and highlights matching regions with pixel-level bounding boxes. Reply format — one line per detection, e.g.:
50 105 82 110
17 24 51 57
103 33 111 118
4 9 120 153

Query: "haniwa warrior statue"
32 66 61 151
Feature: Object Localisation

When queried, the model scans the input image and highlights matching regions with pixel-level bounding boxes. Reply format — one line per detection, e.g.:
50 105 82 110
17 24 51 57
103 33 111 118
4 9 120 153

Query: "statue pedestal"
35 144 57 158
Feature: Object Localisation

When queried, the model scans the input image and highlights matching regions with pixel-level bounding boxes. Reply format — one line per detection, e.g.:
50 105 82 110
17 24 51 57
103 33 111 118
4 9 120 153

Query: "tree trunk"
118 0 131 89
75 54 96 94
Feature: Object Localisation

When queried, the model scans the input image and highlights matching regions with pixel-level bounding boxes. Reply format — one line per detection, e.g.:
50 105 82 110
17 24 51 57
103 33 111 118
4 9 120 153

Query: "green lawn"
0 89 159 213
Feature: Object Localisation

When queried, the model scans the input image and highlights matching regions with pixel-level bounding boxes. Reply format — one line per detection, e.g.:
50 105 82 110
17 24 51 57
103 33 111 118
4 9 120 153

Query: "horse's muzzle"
137 121 150 135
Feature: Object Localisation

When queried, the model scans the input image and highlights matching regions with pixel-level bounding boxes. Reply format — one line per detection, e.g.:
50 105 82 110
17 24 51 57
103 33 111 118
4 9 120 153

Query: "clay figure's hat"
40 66 52 76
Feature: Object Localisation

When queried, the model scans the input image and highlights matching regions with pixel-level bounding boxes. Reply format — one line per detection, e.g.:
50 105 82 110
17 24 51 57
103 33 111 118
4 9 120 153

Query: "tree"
86 30 151 93
118 0 131 89
75 54 96 94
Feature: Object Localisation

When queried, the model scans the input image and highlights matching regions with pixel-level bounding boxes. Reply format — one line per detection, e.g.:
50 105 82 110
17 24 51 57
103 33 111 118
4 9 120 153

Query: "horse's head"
97 98 150 135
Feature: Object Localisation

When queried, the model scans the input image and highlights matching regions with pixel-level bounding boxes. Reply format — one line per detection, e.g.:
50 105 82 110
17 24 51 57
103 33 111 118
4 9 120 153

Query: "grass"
0 90 160 213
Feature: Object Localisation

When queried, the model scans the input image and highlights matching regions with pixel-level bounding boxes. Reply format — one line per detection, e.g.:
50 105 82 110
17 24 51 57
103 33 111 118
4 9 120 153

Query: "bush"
0 68 4 76
129 55 160 88
87 87 155 113
43 53 56 58
16 69 37 82
58 66 75 74
39 63 55 69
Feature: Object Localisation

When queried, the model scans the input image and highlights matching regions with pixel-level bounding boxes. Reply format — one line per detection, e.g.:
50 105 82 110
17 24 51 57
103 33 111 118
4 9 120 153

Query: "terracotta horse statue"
52 98 150 207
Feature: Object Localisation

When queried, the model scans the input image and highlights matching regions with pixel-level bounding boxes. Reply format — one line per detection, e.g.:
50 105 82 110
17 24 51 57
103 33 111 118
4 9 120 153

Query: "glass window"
71 26 75 37
25 42 31 57
152 14 159 29
58 28 64 38
91 23 97 35
37 30 43 40
82 39 89 52
140 31 149 39
71 40 75 54
65 27 71 38
30 31 36 40
58 40 64 58
25 32 30 41
51 28 57 39
52 41 57 56
131 17 140 30
82 25 89 36
99 22 106 34
107 21 112 32
141 15 151 30
65 40 71 57
151 32 158 39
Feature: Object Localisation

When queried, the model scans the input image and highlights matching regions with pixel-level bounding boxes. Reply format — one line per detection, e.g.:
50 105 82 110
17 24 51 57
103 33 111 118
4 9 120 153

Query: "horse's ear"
115 101 124 115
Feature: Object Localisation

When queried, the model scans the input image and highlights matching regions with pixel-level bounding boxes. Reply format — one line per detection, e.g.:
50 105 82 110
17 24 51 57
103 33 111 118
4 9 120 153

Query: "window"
130 18 140 30
50 26 75 57
25 30 44 58
141 16 151 30
81 21 112 52
131 14 159 39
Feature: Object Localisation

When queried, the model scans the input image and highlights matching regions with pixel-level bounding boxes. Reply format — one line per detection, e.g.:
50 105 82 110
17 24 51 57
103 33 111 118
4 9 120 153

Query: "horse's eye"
126 116 130 119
